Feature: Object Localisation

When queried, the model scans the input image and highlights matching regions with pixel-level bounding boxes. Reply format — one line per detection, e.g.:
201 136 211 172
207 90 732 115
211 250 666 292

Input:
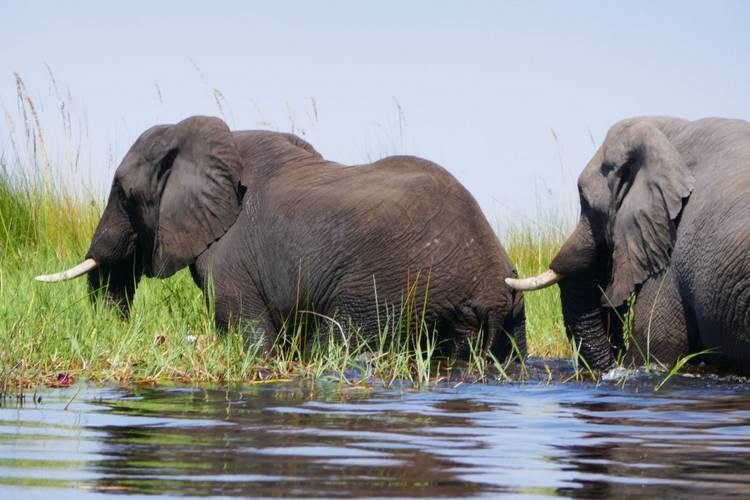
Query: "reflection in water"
1 365 750 497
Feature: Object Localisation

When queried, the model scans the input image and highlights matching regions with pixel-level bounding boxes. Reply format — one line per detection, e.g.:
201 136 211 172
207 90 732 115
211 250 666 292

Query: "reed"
0 160 576 388
1 72 696 389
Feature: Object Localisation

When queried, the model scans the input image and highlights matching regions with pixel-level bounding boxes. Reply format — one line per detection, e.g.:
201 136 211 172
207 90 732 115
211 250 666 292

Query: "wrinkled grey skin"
548 116 750 373
85 116 525 360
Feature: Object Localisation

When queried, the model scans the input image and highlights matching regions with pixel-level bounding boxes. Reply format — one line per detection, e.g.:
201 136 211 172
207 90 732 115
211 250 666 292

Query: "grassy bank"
1 72 573 388
0 172 570 388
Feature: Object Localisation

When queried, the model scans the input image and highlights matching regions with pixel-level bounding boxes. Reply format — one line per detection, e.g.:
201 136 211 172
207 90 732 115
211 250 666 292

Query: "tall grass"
0 72 571 388
504 222 569 359
0 172 569 388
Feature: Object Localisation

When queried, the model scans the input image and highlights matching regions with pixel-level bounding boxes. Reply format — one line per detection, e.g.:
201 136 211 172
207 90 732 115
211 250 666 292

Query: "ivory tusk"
35 258 99 282
505 269 563 291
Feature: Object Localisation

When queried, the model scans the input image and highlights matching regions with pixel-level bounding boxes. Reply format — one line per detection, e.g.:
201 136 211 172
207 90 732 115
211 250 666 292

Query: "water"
2 363 750 498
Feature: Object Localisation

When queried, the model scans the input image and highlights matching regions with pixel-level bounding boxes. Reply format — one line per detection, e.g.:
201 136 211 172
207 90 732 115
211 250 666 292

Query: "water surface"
1 363 750 498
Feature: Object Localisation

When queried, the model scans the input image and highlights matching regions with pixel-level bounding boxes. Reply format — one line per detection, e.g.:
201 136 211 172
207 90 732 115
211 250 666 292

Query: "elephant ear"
152 116 242 277
603 121 694 306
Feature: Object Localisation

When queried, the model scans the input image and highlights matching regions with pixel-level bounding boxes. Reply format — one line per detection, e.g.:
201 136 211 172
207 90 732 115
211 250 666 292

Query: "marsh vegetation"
0 74 699 390
0 169 573 388
0 73 575 389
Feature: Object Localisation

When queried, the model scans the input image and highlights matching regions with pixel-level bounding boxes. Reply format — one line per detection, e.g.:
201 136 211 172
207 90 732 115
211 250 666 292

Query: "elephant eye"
608 158 638 207
236 182 247 204
620 156 635 178
580 195 590 211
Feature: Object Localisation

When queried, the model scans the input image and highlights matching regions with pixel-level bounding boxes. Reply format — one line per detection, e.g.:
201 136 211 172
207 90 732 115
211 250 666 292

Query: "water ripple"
1 371 749 497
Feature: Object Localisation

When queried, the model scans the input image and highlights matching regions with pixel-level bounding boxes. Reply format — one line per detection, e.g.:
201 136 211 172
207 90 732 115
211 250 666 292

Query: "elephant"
37 115 526 360
508 116 750 373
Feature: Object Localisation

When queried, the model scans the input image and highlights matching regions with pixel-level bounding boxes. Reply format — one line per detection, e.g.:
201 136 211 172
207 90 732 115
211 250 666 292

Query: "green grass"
0 72 712 391
0 170 570 388
504 222 569 359
0 72 570 389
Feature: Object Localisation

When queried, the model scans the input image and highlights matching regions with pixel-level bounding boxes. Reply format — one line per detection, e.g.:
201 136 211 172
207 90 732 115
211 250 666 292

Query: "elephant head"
507 118 694 369
36 116 243 314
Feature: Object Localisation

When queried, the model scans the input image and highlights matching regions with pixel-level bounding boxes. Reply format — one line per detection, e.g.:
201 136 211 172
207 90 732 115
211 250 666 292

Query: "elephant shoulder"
364 155 485 219
606 116 690 142
232 130 321 157
231 130 324 187
370 155 467 192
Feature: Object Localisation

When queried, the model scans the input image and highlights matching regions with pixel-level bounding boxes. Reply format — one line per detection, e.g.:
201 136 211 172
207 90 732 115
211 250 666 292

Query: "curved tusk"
35 258 98 282
505 269 563 291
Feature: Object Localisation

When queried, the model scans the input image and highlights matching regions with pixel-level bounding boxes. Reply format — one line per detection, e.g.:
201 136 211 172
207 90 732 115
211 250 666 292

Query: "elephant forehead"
115 126 170 173
115 156 161 203
140 125 175 161
114 148 140 174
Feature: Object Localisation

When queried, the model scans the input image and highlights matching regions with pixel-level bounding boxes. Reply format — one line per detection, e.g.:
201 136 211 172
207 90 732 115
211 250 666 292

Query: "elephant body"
650 118 750 368
193 131 525 356
510 116 750 373
61 117 523 360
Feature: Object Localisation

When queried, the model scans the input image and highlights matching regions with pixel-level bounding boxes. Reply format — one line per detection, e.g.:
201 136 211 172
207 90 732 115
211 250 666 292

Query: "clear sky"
2 1 749 228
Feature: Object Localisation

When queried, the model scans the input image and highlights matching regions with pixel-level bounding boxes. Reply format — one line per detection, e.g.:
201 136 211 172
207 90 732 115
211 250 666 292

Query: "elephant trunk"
559 276 615 370
508 216 615 370
86 257 142 317
84 183 143 316
505 218 599 291
36 186 142 316
552 217 614 370
59 181 142 317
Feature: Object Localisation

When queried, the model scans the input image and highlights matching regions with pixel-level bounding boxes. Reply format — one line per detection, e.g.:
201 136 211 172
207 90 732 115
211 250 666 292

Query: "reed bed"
0 171 572 389
1 73 574 389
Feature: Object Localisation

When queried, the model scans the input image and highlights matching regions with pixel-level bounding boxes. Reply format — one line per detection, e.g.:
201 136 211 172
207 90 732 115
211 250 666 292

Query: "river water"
1 362 750 498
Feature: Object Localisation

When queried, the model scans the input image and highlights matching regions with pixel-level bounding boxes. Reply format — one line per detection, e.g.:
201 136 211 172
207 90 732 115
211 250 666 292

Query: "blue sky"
2 1 749 227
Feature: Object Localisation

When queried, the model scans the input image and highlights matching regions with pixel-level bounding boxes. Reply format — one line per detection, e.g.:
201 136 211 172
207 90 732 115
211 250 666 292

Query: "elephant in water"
38 116 525 360
508 116 750 373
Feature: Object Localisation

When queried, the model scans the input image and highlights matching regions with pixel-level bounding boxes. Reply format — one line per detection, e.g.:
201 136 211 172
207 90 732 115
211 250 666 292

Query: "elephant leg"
214 283 276 352
445 298 522 363
473 293 526 362
626 269 694 368
500 290 527 359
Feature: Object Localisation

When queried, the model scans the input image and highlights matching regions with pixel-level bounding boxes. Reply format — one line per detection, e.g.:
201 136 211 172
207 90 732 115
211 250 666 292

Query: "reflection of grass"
0 458 86 470
0 477 86 490
126 460 211 470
